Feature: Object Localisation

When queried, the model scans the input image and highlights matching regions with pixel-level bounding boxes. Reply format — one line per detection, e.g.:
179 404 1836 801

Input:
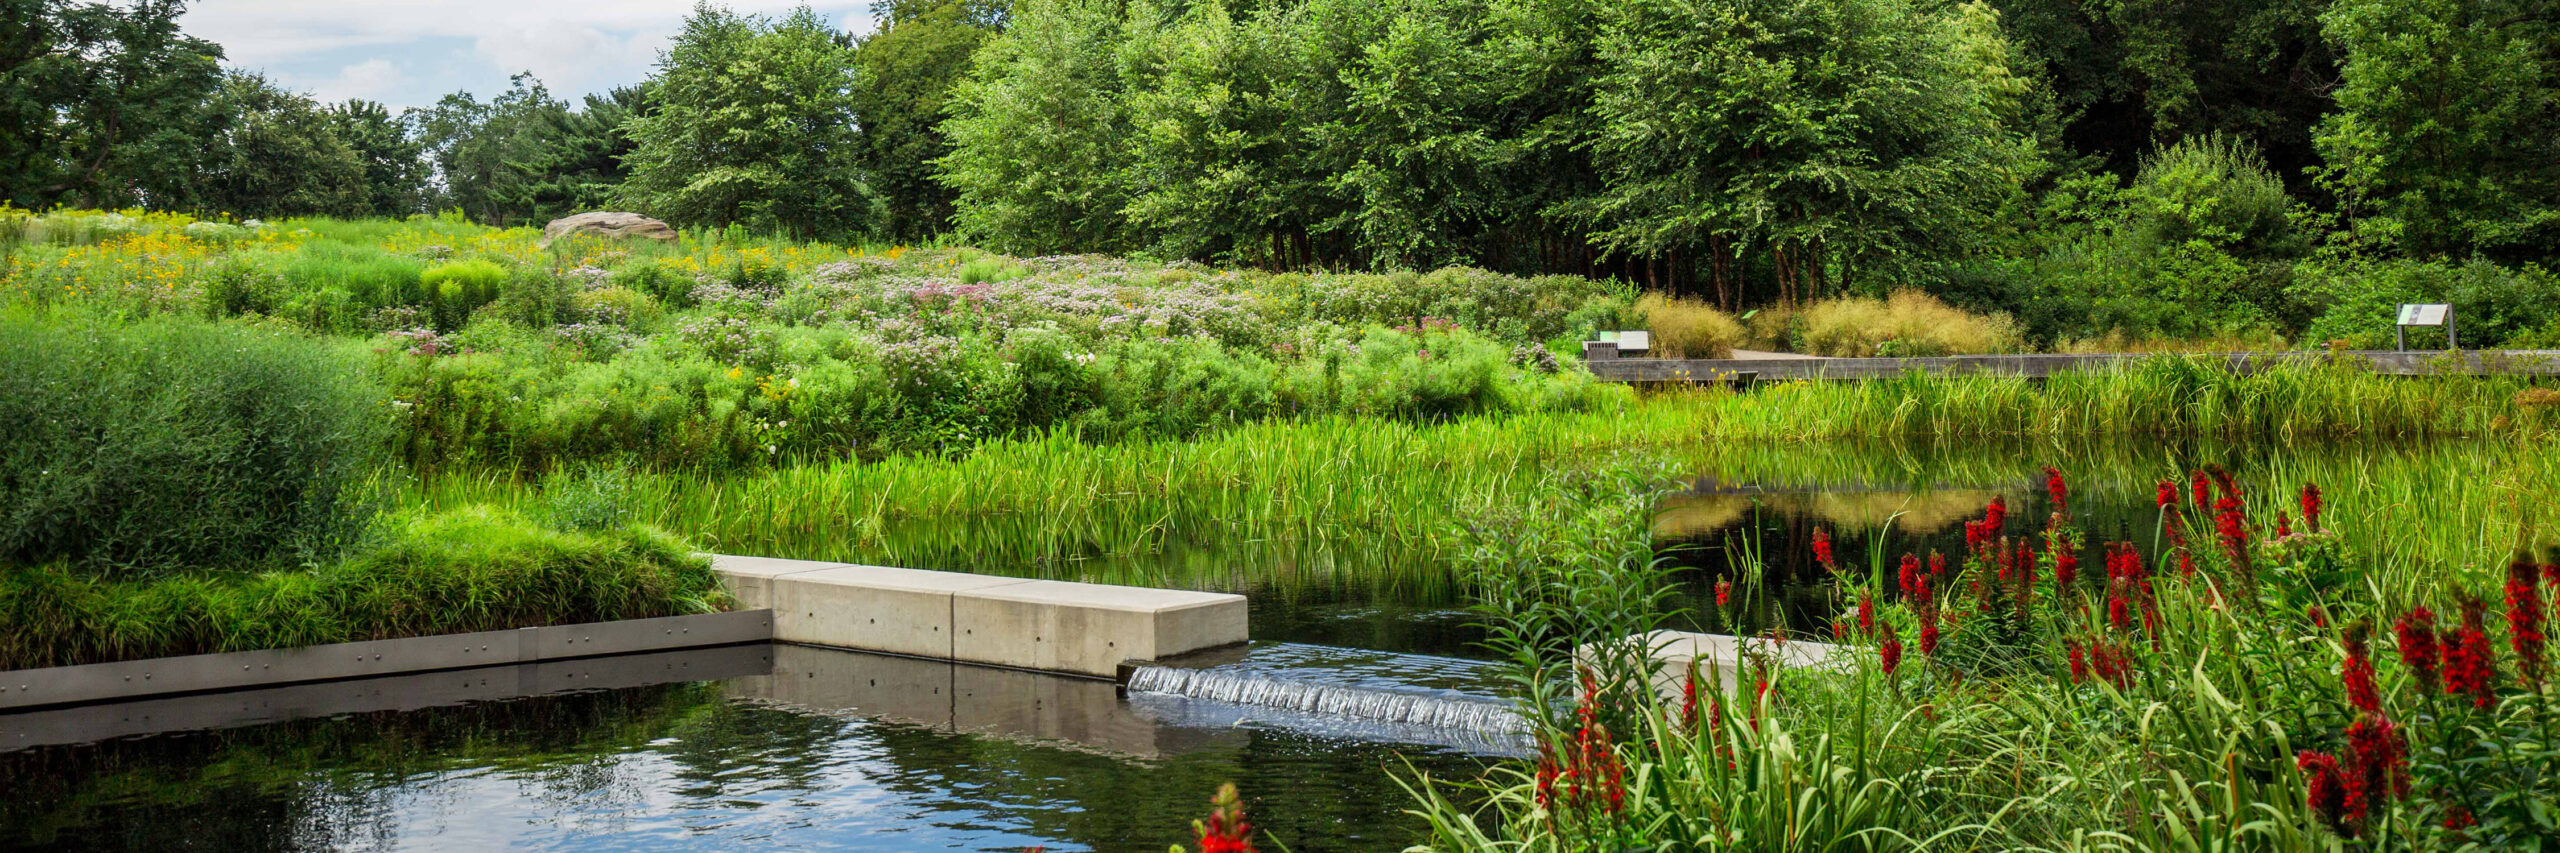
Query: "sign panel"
2397 304 2449 326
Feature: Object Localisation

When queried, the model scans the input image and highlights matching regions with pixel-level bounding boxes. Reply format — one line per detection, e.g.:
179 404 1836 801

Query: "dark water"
0 438 2478 851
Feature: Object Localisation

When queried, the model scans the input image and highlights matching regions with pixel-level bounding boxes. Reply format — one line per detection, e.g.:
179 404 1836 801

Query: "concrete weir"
711 555 1249 678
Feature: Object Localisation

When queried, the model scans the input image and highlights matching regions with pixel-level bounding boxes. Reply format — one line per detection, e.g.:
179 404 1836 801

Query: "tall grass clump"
0 311 386 575
1783 290 2024 356
1635 293 1743 358
0 505 726 669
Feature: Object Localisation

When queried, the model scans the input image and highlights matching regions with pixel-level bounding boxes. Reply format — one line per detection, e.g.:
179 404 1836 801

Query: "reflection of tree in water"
0 683 715 851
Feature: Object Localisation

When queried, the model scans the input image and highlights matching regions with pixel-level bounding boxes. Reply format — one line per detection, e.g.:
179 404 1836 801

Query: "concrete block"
952 581 1246 677
522 610 773 662
734 643 957 729
708 554 852 610
1590 630 1846 698
770 565 1032 660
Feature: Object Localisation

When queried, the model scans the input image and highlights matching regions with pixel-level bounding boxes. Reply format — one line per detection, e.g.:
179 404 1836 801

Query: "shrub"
1634 293 1743 358
2294 256 2560 349
420 259 508 330
0 505 727 668
1792 291 2023 356
0 312 386 575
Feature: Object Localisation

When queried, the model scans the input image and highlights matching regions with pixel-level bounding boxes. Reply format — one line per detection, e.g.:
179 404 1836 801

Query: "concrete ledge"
1 644 774 752
729 644 1241 758
953 580 1248 677
1590 630 1847 697
718 557 1250 678
772 564 1031 659
0 610 774 712
1586 349 2560 383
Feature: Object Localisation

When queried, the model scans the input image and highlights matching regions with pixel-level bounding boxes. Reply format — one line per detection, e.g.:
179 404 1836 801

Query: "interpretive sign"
2395 303 2456 349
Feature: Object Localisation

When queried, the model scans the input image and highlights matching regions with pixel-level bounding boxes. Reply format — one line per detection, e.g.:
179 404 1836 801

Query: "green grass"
0 506 727 669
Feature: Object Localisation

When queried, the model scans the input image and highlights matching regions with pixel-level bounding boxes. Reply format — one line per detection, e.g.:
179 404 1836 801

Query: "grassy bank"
0 507 726 669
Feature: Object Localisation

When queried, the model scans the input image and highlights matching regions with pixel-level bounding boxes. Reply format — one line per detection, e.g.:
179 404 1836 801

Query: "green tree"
408 74 572 225
530 86 651 220
2316 0 2559 260
939 0 1139 254
1577 0 2038 305
618 4 873 239
0 0 224 210
194 72 368 218
851 0 1000 242
328 99 426 217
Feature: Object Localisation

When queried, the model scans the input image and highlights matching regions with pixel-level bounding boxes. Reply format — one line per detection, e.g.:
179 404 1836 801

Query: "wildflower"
2307 603 2327 628
1191 783 1255 853
1679 664 1702 729
1812 527 1834 569
2443 598 2499 708
2156 479 2178 509
2044 466 2068 512
2343 714 2405 825
1857 593 1875 636
2054 542 2078 587
2298 750 2348 834
1715 579 1732 608
1919 619 1939 657
2065 639 2088 684
2300 483 2323 531
2507 558 2546 680
1985 496 2007 533
1898 553 1922 599
2341 622 2382 715
2394 607 2440 686
1880 626 1903 676
2190 470 2210 508
2441 805 2476 830
2276 512 2293 539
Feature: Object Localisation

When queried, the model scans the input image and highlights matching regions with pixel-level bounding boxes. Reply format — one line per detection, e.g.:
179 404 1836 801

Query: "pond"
0 436 2524 851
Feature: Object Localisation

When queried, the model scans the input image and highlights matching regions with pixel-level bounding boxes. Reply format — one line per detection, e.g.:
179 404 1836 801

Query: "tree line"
4 0 2554 340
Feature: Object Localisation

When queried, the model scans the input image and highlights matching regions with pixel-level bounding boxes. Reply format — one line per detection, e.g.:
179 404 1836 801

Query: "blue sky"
182 2 880 111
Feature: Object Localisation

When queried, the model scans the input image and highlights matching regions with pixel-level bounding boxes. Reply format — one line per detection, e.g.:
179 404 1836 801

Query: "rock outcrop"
541 212 678 247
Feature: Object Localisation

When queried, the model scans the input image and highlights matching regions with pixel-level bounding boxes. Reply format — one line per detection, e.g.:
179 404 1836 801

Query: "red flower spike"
2276 512 2292 539
2190 470 2211 509
2156 479 2178 509
2043 467 2068 512
2343 714 2405 825
1193 783 1256 853
1857 594 1875 636
2054 543 2078 587
1714 579 1732 608
1811 527 1834 569
2443 599 2499 709
2341 622 2381 715
2394 607 2440 686
1898 553 1922 599
1984 496 2006 533
2299 483 2323 531
2065 640 2088 684
2298 750 2348 834
1880 627 1902 676
1919 620 1939 657
2506 559 2547 680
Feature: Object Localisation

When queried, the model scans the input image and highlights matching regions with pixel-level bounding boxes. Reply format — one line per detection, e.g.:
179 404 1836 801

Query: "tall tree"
194 72 368 218
0 0 223 210
530 86 651 220
940 0 1139 254
409 74 570 225
2316 0 2559 261
851 0 998 242
328 99 426 217
618 4 873 239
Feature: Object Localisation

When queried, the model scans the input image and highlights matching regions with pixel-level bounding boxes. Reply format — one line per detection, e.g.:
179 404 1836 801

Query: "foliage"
1633 293 1741 359
0 0 223 212
2293 256 2560 350
0 310 385 576
0 505 726 669
617 6 874 240
1752 291 2025 357
850 0 996 242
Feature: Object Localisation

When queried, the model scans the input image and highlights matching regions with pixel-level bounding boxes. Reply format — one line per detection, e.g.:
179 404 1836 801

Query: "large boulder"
541 212 678 247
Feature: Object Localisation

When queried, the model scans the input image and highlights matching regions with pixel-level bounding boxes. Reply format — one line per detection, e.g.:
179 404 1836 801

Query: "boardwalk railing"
1586 350 2560 382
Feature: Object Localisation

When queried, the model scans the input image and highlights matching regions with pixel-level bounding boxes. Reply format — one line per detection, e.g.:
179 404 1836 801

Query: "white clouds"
182 1 879 107
308 58 401 103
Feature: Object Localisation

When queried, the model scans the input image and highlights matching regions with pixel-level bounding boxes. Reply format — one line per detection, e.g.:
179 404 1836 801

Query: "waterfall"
1124 666 1528 734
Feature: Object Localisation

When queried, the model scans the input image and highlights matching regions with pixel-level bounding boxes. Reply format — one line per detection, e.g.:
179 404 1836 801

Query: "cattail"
2394 607 2440 686
2507 558 2547 680
2298 750 2348 834
2300 483 2323 531
2443 599 2498 709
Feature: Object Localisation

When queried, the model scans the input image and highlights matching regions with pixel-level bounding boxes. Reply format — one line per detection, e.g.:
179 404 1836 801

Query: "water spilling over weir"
1121 643 1532 755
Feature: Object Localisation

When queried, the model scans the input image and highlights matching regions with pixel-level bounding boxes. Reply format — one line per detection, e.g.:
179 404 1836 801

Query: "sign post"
2395 303 2454 350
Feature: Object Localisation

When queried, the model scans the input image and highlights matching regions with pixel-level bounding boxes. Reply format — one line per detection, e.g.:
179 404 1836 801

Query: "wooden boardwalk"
1585 349 2560 383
